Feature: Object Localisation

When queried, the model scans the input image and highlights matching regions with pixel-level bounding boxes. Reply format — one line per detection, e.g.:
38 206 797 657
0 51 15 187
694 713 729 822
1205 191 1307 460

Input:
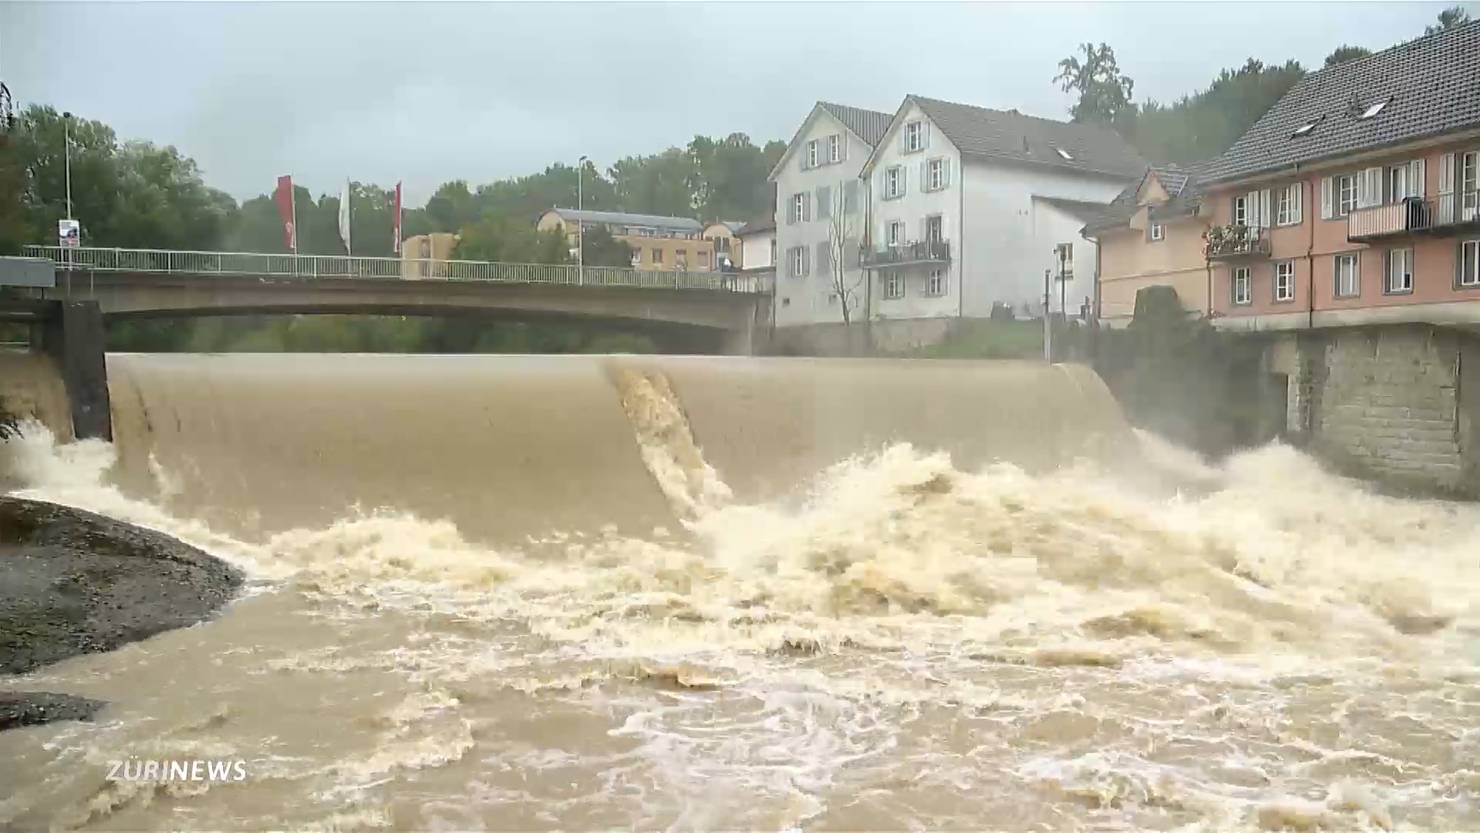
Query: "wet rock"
0 691 105 730
0 496 244 677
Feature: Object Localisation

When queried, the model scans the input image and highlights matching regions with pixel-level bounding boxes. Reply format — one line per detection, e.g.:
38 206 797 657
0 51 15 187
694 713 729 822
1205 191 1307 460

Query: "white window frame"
927 158 945 191
1336 173 1358 217
884 271 904 299
1462 152 1479 220
887 220 904 247
1335 252 1360 298
926 268 946 297
1460 240 1480 288
884 165 903 199
805 140 818 170
1232 266 1252 306
1150 223 1165 241
789 245 808 279
828 134 842 164
925 215 943 243
1276 183 1302 226
904 121 924 153
1384 247 1413 294
1274 260 1295 302
1233 194 1247 227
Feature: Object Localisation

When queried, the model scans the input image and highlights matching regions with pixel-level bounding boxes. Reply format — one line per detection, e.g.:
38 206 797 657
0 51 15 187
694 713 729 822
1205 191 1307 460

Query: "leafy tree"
609 148 697 217
687 133 781 221
424 180 478 232
1131 58 1306 164
579 225 634 267
454 215 568 264
1054 43 1135 126
1426 5 1471 34
1324 45 1372 67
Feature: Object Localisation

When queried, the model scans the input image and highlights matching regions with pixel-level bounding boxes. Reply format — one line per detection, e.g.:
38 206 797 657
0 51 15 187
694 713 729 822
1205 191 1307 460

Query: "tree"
1054 43 1135 126
609 149 697 217
1130 58 1306 164
454 215 567 264
821 179 865 326
579 225 635 267
1324 45 1372 67
687 133 781 221
1426 5 1471 34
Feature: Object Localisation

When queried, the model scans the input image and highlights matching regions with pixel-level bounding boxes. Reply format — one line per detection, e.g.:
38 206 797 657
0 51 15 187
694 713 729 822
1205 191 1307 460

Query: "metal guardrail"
862 239 952 268
21 246 766 294
1348 192 1480 241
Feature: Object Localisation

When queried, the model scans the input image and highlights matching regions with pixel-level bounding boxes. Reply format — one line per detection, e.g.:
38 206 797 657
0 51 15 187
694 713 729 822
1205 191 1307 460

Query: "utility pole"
577 154 587 286
1043 269 1052 363
62 111 73 220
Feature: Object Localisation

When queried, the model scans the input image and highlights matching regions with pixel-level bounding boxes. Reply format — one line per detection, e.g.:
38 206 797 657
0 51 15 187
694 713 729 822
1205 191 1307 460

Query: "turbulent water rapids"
0 354 1477 832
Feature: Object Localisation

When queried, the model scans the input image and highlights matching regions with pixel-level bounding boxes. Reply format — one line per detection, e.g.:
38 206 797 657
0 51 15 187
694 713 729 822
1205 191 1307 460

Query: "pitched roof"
1080 163 1209 234
737 211 775 236
817 101 893 147
1034 196 1115 223
1202 20 1480 183
908 95 1147 179
546 208 702 233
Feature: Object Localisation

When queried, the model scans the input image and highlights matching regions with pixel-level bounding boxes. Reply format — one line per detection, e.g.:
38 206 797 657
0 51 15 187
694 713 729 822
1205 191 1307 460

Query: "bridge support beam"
39 301 112 441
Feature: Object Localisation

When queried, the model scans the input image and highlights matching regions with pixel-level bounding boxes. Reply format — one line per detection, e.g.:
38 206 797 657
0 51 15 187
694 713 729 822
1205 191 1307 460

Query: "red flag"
273 175 297 252
392 181 403 255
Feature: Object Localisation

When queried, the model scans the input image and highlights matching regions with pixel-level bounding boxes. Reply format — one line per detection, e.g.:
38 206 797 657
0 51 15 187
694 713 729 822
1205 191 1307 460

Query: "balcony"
1204 225 1270 260
862 239 951 268
1347 192 1480 242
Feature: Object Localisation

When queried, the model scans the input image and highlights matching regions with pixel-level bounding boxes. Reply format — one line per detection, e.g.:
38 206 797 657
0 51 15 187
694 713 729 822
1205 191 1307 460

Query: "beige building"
702 221 745 270
1081 165 1210 327
399 232 460 279
537 208 715 272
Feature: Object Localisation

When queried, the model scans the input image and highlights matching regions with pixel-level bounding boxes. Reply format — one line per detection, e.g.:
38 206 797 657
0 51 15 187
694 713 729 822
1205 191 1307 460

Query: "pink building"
1198 21 1480 331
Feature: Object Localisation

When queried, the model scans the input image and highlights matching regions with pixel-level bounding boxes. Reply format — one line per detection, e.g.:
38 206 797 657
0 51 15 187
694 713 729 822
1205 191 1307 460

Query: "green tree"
1054 43 1135 126
1130 58 1306 164
579 225 634 267
1426 5 1471 34
424 180 478 232
687 133 781 221
609 148 696 217
1324 45 1372 67
454 215 568 264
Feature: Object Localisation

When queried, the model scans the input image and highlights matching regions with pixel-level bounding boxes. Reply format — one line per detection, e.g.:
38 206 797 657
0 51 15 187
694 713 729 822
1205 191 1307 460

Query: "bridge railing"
22 246 766 293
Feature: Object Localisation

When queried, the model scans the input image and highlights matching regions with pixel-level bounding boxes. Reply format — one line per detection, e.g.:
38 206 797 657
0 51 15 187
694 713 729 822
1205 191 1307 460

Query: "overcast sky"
1 1 1473 205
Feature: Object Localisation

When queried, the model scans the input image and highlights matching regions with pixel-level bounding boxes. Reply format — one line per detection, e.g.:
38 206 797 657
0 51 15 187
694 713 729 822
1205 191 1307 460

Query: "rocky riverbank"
0 496 243 730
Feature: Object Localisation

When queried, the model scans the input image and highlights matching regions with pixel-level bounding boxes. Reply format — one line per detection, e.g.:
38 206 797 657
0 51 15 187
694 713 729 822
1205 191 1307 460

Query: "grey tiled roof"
1202 21 1480 183
737 211 775 237
1034 196 1115 223
818 101 894 147
911 96 1147 179
547 208 701 233
1080 164 1208 234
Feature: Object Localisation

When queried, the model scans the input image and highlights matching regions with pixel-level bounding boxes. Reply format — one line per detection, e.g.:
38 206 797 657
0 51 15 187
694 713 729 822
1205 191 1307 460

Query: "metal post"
62 112 73 220
1043 269 1052 363
577 154 587 286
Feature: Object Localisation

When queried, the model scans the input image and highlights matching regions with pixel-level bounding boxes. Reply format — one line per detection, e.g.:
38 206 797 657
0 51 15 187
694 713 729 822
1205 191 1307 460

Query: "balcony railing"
1204 225 1270 260
1348 192 1480 242
862 239 951 268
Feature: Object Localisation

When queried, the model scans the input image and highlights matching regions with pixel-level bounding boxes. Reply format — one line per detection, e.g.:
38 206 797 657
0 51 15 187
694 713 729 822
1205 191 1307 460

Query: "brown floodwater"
0 353 1476 832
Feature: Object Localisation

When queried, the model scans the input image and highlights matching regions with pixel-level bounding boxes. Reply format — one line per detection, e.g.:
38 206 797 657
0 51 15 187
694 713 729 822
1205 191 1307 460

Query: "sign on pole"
58 219 81 248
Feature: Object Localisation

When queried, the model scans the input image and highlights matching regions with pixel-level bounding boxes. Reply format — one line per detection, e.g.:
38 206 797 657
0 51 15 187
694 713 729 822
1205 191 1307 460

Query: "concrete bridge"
20 246 773 355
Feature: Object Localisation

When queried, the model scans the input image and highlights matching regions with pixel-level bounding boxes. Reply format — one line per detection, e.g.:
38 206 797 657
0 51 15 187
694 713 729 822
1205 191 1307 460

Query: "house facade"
769 101 892 327
1082 165 1211 327
536 208 712 271
857 96 1145 328
1199 21 1480 331
736 213 776 274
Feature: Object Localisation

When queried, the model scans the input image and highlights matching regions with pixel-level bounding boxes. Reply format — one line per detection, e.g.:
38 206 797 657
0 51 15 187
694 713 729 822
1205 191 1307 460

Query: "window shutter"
1321 176 1334 220
1410 159 1425 198
817 240 830 276
817 186 830 220
942 159 951 188
1292 183 1303 224
804 193 812 222
900 166 908 195
844 180 859 214
922 122 930 149
1439 152 1456 224
920 160 929 190
1258 189 1272 229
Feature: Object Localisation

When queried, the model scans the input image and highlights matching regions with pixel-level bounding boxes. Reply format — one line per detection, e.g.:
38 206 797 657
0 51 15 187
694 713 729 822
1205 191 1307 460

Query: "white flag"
338 179 352 254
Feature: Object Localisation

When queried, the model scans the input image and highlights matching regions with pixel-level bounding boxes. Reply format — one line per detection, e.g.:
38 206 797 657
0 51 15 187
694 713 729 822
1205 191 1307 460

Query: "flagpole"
290 185 298 257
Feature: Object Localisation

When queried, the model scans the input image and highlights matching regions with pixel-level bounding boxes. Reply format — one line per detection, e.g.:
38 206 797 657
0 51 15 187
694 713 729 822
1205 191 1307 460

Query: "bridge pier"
16 300 112 441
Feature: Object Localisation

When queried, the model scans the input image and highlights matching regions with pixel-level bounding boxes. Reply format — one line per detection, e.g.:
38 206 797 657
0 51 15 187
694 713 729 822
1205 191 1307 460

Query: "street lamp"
577 155 587 286
62 111 74 220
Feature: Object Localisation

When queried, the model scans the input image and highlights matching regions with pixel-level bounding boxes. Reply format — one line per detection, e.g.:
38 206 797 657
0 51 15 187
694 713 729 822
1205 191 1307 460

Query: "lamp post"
62 111 73 220
577 155 587 286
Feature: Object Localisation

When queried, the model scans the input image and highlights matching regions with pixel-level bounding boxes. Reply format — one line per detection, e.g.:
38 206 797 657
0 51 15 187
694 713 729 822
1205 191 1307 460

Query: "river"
1 353 1477 831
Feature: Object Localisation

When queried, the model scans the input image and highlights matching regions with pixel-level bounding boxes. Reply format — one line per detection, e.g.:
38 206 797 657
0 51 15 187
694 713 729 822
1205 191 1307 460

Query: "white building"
768 101 893 327
736 214 775 274
860 96 1145 322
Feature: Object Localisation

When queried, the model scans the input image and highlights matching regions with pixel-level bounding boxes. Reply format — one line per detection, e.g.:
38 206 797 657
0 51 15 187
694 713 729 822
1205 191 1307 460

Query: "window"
1054 147 1074 161
887 220 904 247
1150 223 1165 241
1337 174 1357 217
1232 266 1251 305
790 192 809 224
805 140 818 170
652 248 663 264
926 268 946 296
904 121 925 152
1384 248 1413 294
1334 253 1360 297
1276 183 1302 226
1233 194 1247 226
1461 240 1480 287
676 250 688 270
631 249 642 266
1359 99 1388 119
829 134 842 164
926 158 947 191
1274 260 1295 302
884 271 904 299
925 215 943 243
788 245 808 278
884 165 904 199
699 251 710 267
1461 152 1479 220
